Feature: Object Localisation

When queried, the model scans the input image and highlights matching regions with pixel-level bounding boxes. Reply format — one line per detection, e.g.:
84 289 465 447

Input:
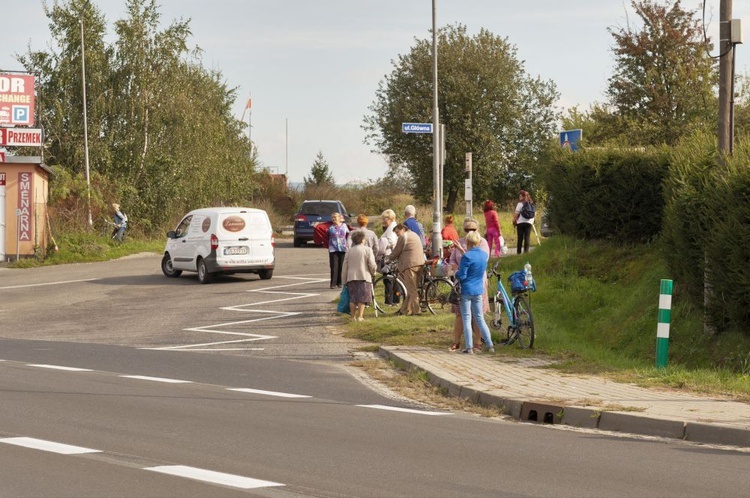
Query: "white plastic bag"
499 235 508 255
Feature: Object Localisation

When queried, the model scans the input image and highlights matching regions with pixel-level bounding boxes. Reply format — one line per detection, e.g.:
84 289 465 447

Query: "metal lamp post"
430 0 443 258
80 2 93 228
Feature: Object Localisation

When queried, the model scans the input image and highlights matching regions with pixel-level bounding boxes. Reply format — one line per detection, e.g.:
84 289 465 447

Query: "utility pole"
80 1 93 228
718 0 733 156
430 0 443 258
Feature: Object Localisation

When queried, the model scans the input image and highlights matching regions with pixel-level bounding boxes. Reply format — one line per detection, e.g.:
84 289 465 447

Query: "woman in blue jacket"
456 231 495 354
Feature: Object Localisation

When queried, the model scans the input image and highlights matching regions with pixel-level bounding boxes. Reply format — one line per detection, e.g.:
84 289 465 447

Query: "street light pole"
430 0 443 258
80 2 93 228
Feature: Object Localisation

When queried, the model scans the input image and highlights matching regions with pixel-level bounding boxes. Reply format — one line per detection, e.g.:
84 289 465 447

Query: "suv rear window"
300 202 342 216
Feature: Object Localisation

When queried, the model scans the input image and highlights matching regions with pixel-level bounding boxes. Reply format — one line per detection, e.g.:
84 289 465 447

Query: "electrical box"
731 19 743 44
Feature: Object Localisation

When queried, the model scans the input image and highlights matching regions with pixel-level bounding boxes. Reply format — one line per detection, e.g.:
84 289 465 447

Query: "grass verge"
341 235 750 401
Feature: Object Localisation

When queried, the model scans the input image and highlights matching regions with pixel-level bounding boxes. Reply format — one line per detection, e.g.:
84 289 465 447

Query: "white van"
161 207 275 283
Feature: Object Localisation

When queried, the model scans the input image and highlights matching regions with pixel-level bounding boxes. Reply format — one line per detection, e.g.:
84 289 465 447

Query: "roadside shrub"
664 131 750 333
542 145 670 243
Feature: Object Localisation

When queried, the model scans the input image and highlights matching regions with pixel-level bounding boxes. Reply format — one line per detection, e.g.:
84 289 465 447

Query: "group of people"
330 205 427 321
331 191 536 353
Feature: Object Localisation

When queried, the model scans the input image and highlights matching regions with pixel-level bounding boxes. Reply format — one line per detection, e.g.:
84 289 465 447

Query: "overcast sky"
3 1 748 184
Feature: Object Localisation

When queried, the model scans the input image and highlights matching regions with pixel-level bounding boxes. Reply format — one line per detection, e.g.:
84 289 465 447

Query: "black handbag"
448 281 461 305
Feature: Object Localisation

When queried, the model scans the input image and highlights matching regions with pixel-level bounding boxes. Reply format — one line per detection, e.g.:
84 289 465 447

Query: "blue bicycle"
487 261 536 348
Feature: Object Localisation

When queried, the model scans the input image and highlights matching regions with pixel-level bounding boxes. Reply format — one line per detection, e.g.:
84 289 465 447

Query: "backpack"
520 201 536 219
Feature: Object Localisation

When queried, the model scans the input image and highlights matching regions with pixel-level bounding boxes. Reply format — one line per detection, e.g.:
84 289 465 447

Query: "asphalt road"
1 241 749 497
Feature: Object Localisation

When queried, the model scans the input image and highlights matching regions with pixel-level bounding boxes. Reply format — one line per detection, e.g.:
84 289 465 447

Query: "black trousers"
517 223 532 254
329 251 345 286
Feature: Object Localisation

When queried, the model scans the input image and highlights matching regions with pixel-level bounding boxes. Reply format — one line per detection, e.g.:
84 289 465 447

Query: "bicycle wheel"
513 295 535 349
372 274 406 315
424 277 455 316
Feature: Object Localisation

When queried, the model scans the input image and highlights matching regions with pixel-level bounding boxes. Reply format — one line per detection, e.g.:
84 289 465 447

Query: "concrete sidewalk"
380 346 750 448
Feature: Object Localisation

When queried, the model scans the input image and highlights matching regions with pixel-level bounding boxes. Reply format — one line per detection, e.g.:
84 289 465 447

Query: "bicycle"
487 261 536 348
99 218 126 242
372 257 455 316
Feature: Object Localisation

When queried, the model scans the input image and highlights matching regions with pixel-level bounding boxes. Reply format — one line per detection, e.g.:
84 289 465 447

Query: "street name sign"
402 123 433 134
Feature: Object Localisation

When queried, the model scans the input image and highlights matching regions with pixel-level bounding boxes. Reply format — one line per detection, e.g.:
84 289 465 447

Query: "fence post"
656 279 673 368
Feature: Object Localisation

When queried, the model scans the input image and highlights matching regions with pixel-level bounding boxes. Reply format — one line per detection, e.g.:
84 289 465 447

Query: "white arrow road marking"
148 276 327 351
145 465 284 490
0 437 100 455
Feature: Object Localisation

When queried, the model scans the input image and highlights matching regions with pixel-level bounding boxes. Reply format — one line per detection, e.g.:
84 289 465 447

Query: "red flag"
246 98 252 109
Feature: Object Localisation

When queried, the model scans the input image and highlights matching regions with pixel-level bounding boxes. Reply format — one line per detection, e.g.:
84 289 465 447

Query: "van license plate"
224 246 248 255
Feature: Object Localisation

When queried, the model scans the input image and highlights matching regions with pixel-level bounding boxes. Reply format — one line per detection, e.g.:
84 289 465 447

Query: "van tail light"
294 214 307 222
271 233 276 247
210 234 219 251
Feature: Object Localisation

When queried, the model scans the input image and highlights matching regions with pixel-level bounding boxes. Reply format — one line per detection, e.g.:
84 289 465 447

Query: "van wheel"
161 253 182 278
293 238 302 247
197 258 213 284
258 269 273 280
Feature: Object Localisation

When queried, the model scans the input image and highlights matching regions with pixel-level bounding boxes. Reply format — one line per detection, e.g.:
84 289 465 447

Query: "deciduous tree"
363 24 558 211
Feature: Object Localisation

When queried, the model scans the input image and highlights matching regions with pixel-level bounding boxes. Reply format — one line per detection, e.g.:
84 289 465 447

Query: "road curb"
379 346 750 449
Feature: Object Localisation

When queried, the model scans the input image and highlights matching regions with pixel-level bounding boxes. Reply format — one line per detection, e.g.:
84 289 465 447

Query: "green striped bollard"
656 279 673 368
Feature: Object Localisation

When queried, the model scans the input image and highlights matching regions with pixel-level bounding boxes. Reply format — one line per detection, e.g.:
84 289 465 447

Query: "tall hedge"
663 132 750 332
543 146 670 243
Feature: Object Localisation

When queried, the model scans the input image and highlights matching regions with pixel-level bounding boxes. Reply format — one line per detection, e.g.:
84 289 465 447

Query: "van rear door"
216 210 274 267
245 211 274 265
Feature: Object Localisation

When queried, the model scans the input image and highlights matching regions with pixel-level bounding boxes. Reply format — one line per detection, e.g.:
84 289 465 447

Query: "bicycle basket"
429 259 455 278
508 271 529 294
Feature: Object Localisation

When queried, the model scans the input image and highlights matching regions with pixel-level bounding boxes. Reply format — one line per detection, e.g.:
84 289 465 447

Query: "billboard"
0 74 35 126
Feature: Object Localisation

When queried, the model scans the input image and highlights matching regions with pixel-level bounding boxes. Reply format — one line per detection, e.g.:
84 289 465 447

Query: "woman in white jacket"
377 209 398 261
376 209 399 305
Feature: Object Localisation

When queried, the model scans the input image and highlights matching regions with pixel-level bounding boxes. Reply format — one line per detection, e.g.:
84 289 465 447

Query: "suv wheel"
293 238 303 247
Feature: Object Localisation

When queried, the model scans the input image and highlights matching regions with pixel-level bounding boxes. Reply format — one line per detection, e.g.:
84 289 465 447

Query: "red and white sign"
0 128 42 146
0 74 35 126
0 152 5 163
18 172 32 241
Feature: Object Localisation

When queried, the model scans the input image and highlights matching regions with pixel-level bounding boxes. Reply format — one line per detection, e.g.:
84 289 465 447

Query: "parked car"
161 207 275 283
293 200 353 247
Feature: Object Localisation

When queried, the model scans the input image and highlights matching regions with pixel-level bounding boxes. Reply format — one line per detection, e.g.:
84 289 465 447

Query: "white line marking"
119 375 192 384
0 278 99 290
158 276 323 351
145 465 284 489
27 364 93 372
228 388 311 398
0 437 100 455
357 404 453 416
143 348 265 352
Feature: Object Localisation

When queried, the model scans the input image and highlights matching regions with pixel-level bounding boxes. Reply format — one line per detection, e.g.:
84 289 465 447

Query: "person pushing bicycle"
111 203 128 242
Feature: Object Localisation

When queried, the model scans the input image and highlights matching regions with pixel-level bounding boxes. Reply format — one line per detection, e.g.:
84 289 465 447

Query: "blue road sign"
560 129 582 151
402 123 433 134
